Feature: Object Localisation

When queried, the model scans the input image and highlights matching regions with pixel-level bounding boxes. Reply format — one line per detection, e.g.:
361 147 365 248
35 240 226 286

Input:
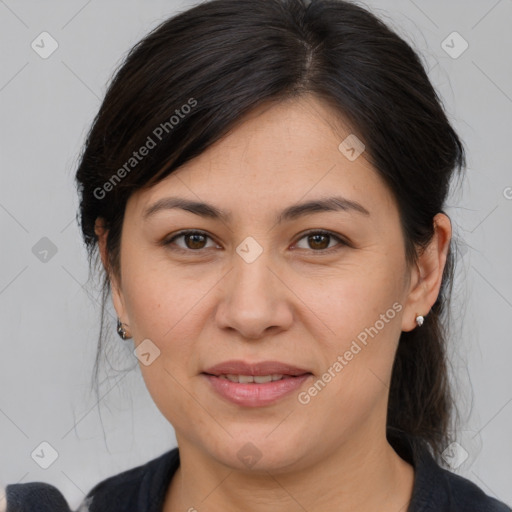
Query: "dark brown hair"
75 0 466 459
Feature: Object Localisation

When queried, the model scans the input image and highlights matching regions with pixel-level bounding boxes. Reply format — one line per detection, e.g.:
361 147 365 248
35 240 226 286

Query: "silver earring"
415 314 424 327
116 318 130 340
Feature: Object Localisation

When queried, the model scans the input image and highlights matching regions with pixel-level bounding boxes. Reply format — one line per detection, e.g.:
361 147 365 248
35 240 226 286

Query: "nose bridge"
231 235 276 309
215 235 292 338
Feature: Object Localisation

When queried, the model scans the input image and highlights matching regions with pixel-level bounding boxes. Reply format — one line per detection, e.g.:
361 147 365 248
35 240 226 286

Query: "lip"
202 373 312 407
201 360 313 407
203 360 312 376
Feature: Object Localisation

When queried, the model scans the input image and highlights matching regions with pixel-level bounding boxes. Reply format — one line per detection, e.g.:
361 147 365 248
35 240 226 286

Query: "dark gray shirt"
5 430 511 511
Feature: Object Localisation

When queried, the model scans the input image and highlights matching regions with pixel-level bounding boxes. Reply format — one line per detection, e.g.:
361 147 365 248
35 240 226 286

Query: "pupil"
187 234 205 249
310 234 328 250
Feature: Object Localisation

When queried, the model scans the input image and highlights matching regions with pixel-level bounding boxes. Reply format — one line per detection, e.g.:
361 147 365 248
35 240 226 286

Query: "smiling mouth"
201 372 313 407
203 373 310 383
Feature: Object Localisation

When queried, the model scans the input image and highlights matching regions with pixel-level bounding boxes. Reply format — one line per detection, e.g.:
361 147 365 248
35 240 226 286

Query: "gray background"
0 0 511 508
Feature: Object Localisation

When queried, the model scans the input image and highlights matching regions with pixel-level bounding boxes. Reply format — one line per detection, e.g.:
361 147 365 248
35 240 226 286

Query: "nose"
214 248 294 340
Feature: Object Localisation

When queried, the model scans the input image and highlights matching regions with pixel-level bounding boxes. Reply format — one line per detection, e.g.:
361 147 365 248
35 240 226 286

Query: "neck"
164 424 414 512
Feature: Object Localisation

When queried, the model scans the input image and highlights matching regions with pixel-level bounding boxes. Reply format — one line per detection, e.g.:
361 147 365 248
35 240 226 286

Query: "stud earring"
116 318 131 340
415 314 424 327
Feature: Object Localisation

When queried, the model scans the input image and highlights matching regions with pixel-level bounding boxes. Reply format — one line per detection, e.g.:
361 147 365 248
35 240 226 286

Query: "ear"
401 213 452 332
94 217 128 324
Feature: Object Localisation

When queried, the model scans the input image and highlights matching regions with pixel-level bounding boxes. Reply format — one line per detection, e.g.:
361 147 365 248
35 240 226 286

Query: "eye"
162 229 348 254
163 230 218 252
293 230 347 253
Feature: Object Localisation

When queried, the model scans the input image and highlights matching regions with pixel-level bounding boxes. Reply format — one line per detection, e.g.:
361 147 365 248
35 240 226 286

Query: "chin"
212 431 312 474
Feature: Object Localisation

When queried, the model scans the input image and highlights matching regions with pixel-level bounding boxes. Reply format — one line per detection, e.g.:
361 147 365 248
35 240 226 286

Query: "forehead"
126 95 397 224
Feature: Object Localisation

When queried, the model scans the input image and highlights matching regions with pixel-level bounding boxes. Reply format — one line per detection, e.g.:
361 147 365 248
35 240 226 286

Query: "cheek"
306 259 404 339
120 252 210 383
119 248 190 336
299 262 403 412
123 267 203 426
298 309 401 444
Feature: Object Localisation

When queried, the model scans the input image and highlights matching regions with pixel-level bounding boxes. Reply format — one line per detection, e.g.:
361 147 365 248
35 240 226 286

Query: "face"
105 95 420 473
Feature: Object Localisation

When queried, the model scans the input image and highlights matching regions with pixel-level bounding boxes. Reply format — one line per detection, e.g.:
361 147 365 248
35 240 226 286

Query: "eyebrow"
142 195 370 223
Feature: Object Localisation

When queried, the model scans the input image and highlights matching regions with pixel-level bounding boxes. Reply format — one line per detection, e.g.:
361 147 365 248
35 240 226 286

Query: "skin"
95 94 451 512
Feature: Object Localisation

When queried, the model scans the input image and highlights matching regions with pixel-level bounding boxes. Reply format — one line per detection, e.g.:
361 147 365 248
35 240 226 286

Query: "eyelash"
162 229 348 255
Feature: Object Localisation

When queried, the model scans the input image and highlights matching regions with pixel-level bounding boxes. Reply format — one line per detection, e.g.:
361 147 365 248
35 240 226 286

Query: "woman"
2 0 510 510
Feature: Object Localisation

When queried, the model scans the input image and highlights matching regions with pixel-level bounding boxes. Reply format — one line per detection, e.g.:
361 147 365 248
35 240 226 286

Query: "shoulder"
437 465 511 512
83 447 179 510
3 448 179 512
388 428 510 512
4 481 75 511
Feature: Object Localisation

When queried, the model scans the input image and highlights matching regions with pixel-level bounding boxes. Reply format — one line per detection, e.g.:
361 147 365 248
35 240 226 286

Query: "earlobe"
401 260 427 332
401 213 452 332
